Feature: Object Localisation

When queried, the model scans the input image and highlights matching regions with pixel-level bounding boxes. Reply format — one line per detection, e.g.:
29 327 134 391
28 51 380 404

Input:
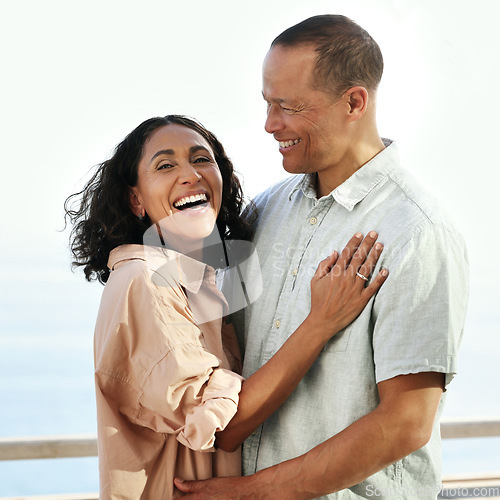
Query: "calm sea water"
1 282 499 497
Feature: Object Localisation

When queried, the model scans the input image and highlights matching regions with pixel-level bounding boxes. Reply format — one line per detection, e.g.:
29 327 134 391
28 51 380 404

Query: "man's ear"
129 187 145 218
344 86 369 121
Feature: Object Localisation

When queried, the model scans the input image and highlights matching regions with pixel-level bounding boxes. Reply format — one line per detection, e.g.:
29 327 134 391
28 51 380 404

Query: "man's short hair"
271 15 383 96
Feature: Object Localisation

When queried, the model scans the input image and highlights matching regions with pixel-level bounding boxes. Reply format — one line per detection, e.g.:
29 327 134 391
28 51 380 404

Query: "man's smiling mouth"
279 139 301 148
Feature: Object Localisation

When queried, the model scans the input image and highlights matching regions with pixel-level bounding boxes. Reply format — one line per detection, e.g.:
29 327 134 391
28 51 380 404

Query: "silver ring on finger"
356 271 369 281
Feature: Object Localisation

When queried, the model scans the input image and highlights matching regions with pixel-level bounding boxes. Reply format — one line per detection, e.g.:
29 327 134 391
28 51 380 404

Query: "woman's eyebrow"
189 145 212 155
150 149 175 163
149 145 211 164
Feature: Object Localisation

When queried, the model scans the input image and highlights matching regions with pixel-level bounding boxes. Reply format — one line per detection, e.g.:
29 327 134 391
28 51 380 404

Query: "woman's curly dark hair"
64 115 254 284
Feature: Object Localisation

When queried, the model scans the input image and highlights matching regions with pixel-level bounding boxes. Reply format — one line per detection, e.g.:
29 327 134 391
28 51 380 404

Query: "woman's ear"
344 86 369 121
129 187 145 218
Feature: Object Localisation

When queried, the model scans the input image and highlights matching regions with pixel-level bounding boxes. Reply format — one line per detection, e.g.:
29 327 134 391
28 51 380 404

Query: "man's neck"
316 137 386 198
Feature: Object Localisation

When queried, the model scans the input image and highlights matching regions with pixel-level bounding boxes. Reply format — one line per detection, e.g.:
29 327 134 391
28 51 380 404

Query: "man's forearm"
251 372 444 499
252 408 418 498
175 373 444 498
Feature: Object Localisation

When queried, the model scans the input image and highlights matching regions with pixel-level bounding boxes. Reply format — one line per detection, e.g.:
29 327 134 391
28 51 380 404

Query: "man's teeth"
279 139 301 148
174 193 207 208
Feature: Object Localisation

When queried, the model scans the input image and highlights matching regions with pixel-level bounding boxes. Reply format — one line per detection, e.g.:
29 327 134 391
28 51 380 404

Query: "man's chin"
283 161 307 175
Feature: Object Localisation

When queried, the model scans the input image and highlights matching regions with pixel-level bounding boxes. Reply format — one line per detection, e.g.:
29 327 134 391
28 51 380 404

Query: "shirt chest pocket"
321 326 353 354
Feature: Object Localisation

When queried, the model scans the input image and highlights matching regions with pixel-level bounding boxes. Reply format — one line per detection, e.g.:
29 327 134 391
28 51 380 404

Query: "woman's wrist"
301 314 339 344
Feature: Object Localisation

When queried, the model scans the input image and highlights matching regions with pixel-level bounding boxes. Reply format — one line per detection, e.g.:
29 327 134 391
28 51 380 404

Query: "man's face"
262 44 348 177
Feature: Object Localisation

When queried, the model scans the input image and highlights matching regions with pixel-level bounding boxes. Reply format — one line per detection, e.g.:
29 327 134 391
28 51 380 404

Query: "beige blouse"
94 244 244 499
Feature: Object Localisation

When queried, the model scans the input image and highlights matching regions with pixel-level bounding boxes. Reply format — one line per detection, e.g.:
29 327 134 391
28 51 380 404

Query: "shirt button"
310 217 318 225
274 320 281 329
292 268 298 276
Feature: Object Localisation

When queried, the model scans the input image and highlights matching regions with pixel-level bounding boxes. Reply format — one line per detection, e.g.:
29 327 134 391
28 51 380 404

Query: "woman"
65 115 387 499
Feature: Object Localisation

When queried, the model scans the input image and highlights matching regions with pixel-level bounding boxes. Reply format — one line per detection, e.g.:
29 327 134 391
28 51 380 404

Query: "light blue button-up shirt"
237 140 469 499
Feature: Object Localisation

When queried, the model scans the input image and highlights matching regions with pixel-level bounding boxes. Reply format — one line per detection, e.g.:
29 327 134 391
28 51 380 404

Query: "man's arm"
175 371 444 499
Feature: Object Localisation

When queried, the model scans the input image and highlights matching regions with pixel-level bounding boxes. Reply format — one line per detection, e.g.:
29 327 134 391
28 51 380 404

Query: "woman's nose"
178 162 202 184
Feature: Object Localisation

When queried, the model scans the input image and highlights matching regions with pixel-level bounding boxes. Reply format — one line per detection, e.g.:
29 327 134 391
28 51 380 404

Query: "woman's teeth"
279 139 300 148
174 193 208 209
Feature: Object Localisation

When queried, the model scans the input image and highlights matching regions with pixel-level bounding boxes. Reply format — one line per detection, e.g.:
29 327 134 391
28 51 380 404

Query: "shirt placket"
268 198 333 360
245 198 331 473
263 201 325 361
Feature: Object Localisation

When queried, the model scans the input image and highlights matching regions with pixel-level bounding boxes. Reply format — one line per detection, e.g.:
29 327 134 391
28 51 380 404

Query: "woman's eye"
193 157 211 164
157 163 174 170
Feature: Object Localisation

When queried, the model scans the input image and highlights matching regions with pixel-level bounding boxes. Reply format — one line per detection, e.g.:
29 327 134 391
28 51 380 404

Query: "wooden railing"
0 434 97 462
1 418 499 499
440 416 500 439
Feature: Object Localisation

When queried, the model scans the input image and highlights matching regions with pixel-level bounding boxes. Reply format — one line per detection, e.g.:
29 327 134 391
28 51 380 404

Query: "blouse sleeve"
138 343 243 451
121 263 244 452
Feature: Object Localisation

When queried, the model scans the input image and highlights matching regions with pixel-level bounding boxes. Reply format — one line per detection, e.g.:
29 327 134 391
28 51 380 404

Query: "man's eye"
281 105 295 114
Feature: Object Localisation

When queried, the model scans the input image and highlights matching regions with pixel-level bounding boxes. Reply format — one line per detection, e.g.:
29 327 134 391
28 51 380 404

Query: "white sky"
1 0 500 421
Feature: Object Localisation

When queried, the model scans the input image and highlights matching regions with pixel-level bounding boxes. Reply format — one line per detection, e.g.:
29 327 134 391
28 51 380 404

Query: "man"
176 14 469 499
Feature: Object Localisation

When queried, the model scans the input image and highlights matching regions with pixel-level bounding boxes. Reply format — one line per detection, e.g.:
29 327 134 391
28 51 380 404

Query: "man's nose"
264 106 284 134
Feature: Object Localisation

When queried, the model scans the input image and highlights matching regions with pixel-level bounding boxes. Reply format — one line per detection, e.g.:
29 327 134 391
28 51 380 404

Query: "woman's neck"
161 228 225 266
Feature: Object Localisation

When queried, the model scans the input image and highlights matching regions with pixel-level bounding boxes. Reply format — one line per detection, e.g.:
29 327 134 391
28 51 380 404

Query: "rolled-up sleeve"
138 342 243 451
178 367 243 451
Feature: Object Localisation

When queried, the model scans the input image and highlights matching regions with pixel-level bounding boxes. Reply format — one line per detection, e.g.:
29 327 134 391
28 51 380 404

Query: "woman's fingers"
355 240 384 283
309 231 388 338
348 231 379 275
313 251 339 281
332 231 388 288
353 232 388 296
335 232 363 270
364 268 389 295
318 230 386 285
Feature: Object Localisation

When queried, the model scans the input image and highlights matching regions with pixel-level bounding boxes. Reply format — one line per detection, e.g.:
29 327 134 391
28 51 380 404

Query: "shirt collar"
108 244 212 294
289 138 398 211
289 174 317 201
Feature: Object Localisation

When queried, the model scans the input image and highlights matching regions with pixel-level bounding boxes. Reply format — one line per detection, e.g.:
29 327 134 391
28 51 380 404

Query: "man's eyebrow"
261 91 287 104
150 145 211 163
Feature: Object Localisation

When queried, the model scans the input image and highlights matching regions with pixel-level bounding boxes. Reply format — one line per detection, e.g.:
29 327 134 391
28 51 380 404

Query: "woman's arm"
215 231 388 451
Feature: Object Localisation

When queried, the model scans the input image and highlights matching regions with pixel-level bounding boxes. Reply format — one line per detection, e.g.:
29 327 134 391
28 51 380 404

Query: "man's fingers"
174 478 201 493
173 477 246 499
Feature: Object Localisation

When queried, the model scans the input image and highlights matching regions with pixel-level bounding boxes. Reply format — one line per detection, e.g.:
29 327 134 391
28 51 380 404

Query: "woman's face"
130 124 223 249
